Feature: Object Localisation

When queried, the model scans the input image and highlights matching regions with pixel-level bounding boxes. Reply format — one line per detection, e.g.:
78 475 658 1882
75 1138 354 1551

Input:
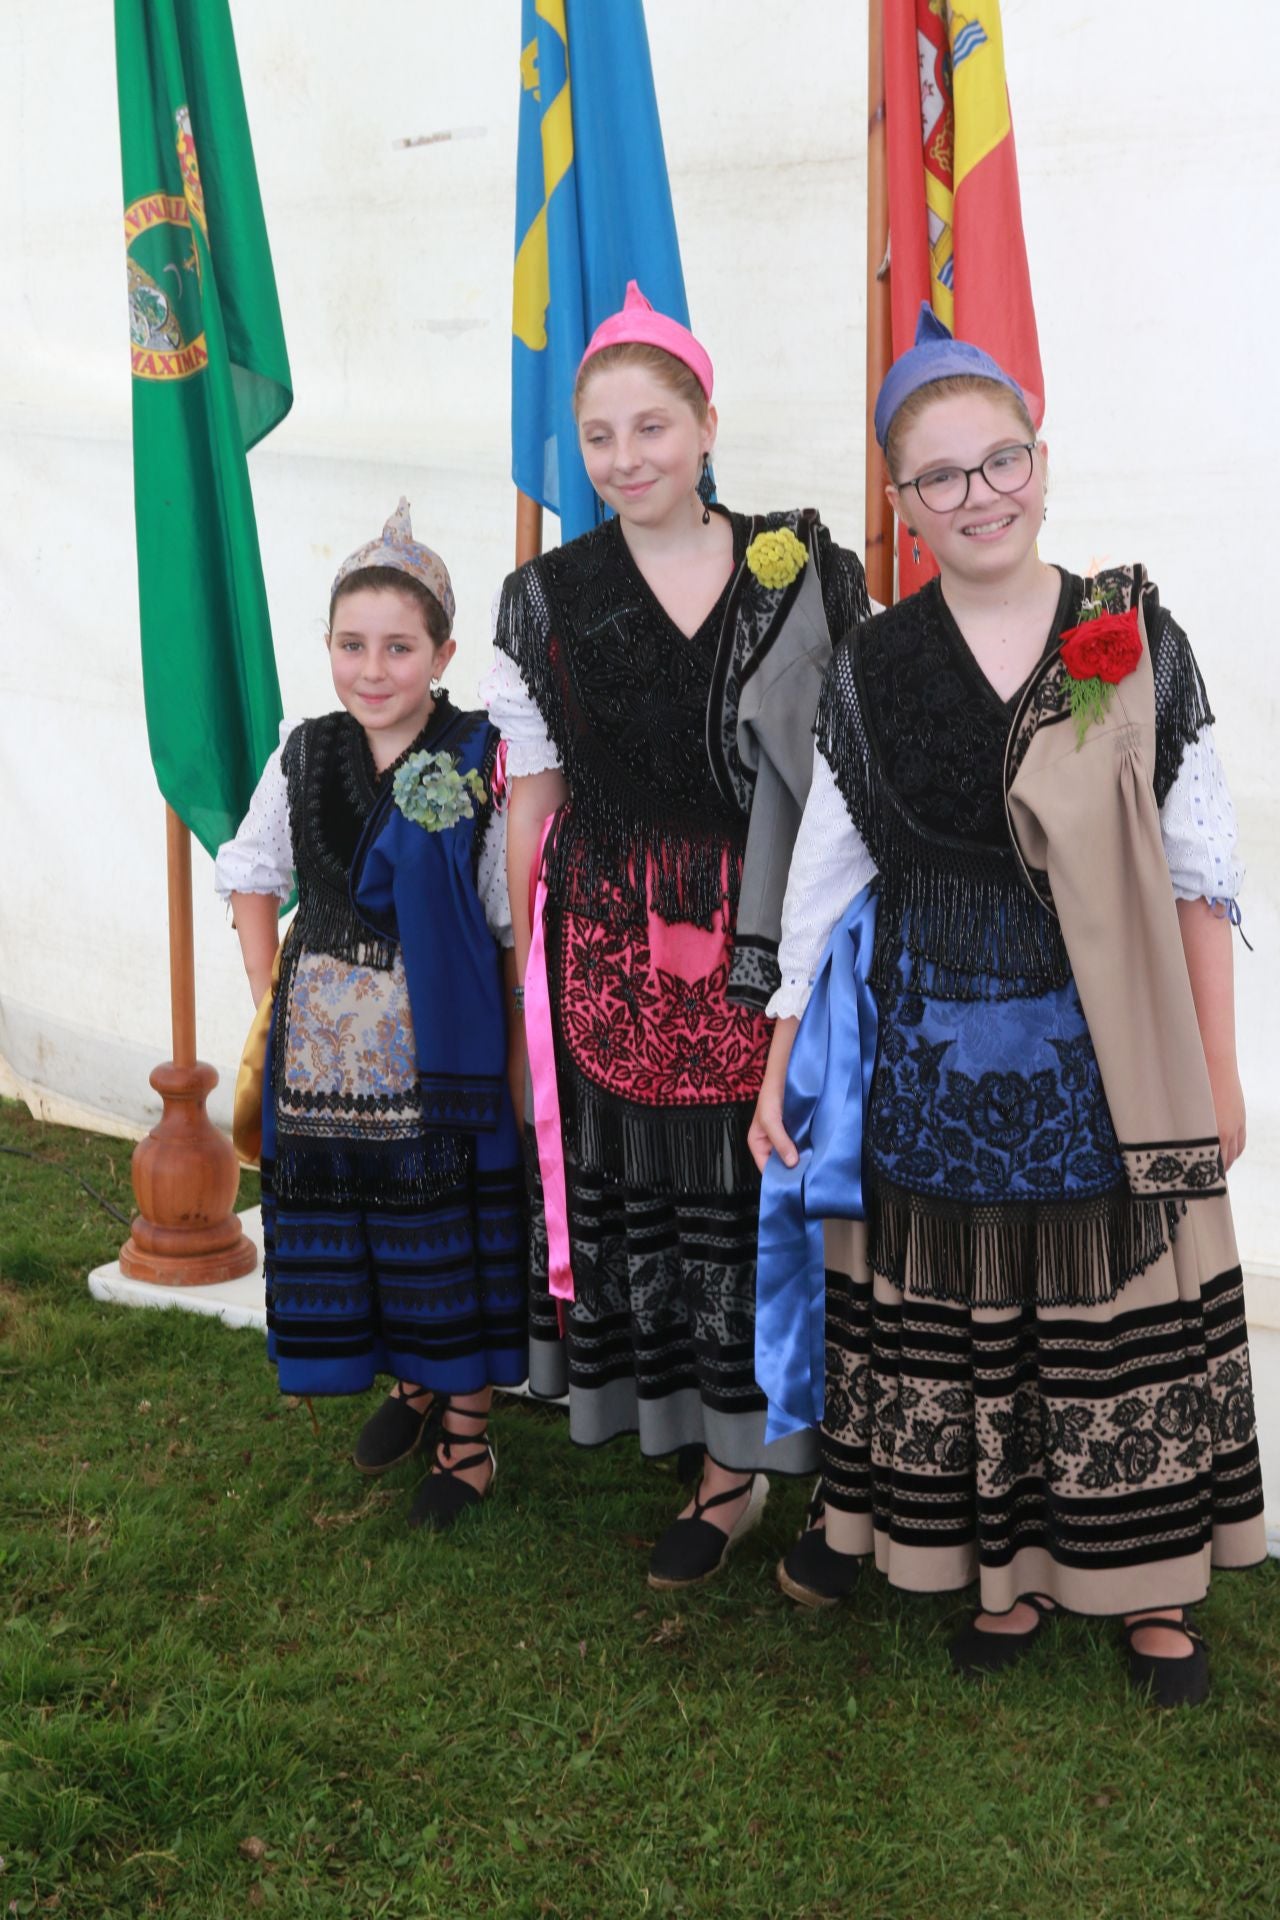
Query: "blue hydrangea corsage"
392 749 487 831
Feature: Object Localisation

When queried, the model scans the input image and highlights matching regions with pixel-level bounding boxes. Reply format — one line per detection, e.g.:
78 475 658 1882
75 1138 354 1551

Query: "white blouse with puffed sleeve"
766 732 1244 1021
213 718 514 949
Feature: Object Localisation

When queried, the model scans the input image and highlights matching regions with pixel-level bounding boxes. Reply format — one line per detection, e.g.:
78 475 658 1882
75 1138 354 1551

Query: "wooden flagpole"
516 487 544 568
118 805 255 1285
865 0 895 609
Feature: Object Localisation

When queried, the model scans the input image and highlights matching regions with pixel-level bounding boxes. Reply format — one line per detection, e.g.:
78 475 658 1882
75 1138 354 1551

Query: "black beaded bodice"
496 509 871 932
281 695 494 969
818 569 1215 1000
497 515 749 928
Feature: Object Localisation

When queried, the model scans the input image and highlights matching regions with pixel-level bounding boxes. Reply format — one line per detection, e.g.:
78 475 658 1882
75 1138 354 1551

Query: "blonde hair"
885 374 1036 483
573 341 710 423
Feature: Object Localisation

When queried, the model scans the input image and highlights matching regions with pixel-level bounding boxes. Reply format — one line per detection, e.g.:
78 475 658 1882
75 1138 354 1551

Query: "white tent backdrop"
2 2 1277 1290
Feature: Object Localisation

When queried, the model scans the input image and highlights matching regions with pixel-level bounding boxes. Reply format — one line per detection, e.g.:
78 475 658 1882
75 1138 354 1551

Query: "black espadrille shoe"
352 1383 436 1475
949 1594 1056 1678
406 1403 496 1534
647 1474 768 1590
1121 1612 1210 1709
777 1527 861 1609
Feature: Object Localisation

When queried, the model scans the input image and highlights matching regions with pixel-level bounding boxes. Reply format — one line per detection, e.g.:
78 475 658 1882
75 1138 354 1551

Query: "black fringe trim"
567 1067 758 1196
291 895 397 971
1150 601 1216 808
496 554 743 933
270 1130 471 1209
815 656 1071 999
868 1178 1169 1309
543 801 740 931
816 526 874 647
470 726 503 887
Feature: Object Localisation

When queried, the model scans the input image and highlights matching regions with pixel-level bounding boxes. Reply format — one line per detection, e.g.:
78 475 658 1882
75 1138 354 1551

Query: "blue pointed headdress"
874 304 1026 450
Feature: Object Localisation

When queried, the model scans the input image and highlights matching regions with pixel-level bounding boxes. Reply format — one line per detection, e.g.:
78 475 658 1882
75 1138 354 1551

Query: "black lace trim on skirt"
270 1129 471 1209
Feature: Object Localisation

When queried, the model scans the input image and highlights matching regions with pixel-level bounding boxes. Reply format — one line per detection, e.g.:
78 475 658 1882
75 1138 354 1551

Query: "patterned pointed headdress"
579 280 714 400
331 499 455 632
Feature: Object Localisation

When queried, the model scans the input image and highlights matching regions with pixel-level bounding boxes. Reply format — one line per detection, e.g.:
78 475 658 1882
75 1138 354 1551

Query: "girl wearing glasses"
749 308 1264 1705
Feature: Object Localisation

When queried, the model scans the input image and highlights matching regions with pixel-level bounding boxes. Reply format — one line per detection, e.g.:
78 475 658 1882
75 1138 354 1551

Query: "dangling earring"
697 453 715 525
909 530 921 566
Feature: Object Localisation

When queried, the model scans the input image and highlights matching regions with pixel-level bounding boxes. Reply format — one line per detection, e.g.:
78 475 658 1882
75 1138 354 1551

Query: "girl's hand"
750 1014 801 1174
230 892 281 1014
748 1089 798 1176
1207 1053 1246 1171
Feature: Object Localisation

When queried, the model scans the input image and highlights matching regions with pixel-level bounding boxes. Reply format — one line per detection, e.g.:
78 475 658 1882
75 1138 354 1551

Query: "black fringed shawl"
496 515 745 930
495 510 871 933
816 568 1214 1001
279 697 500 972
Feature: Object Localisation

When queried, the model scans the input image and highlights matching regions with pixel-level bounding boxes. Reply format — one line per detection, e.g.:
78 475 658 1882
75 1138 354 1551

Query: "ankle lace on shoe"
647 1474 768 1590
407 1401 496 1533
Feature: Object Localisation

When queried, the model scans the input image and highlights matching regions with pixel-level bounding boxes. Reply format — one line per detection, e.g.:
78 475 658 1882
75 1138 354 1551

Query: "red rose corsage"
1058 605 1142 746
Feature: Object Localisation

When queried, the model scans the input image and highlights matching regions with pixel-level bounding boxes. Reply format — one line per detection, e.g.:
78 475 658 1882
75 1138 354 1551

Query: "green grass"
1 1095 1278 1919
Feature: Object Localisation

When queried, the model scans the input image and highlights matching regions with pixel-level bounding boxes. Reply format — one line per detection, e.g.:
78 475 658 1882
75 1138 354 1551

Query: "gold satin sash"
232 943 284 1168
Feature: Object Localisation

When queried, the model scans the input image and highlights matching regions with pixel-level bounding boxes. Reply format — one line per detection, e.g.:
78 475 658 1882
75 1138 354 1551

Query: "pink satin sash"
525 814 574 1303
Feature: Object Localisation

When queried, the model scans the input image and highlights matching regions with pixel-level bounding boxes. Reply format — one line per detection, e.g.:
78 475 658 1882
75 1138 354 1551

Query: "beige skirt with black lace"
816 1201 1265 1616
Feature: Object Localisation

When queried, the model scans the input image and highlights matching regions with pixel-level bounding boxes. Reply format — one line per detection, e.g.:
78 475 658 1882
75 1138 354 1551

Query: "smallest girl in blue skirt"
215 500 526 1530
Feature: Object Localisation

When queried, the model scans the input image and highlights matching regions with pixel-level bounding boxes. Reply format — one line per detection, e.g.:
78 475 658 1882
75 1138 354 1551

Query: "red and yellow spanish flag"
884 2 1043 595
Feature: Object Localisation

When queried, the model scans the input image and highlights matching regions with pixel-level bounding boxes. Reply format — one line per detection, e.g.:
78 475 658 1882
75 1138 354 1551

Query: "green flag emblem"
116 0 292 858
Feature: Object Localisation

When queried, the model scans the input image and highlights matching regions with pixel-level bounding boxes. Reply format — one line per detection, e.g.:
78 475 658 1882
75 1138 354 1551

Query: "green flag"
115 0 292 858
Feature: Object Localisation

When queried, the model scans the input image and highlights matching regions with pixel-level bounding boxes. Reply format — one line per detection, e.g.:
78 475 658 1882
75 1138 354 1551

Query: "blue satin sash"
756 884 878 1442
350 715 520 1169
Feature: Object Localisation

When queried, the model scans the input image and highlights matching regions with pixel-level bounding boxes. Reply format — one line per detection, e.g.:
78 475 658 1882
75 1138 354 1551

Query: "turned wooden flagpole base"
119 1060 257 1285
118 806 256 1287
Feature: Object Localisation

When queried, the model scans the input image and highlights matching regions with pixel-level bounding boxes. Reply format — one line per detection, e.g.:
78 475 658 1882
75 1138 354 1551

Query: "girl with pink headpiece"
487 283 871 1590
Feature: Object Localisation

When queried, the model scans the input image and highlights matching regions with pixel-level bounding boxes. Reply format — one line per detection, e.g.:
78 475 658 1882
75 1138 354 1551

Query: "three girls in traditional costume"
218 286 1262 1703
216 503 526 1530
751 308 1265 1704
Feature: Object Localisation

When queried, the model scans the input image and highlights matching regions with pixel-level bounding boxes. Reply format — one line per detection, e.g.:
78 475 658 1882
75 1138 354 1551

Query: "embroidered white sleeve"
212 719 296 903
481 585 562 777
477 805 514 949
767 745 879 1019
1159 726 1244 904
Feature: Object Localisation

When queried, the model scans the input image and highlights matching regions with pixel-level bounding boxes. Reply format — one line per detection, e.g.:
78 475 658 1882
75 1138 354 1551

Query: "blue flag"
512 0 690 542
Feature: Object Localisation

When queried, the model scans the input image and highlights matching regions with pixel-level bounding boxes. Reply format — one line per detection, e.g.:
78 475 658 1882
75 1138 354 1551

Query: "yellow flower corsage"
745 526 808 590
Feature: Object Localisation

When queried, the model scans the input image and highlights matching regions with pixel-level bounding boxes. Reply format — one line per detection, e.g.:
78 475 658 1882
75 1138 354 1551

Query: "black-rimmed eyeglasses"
901 442 1036 514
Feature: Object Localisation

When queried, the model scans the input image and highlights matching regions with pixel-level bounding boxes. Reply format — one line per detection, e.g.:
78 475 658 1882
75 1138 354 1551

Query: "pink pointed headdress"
578 281 714 400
